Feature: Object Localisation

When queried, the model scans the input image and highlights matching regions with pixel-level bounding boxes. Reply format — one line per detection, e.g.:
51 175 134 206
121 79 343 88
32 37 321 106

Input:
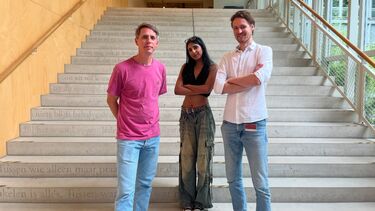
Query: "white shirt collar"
235 41 257 53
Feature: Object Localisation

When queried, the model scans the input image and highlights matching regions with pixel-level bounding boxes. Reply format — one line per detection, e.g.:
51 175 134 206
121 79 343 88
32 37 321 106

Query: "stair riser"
100 16 275 21
86 36 293 44
71 57 309 66
76 49 305 59
95 20 281 27
58 74 323 86
0 162 373 177
41 95 346 108
8 142 375 156
99 15 276 21
81 42 298 51
214 188 375 203
19 124 367 138
92 25 286 32
65 64 317 75
31 108 355 122
0 187 374 203
99 17 193 23
104 11 273 17
89 30 290 38
49 84 332 96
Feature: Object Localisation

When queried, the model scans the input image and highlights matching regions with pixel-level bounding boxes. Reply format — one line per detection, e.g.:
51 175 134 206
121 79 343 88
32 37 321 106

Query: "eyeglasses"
184 36 198 43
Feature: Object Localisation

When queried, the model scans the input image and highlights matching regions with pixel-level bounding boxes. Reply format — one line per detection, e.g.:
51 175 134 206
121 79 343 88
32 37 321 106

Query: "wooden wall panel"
0 0 128 156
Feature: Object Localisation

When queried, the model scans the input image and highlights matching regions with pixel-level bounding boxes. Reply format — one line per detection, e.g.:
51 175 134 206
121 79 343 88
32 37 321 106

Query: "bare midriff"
182 95 208 108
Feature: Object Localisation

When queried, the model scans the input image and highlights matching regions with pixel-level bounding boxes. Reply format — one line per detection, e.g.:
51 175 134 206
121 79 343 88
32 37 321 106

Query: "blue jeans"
221 120 271 211
179 105 215 209
115 136 160 211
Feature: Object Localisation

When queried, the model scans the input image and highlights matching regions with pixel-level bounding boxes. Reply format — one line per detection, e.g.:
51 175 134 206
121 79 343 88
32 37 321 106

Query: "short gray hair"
135 23 159 38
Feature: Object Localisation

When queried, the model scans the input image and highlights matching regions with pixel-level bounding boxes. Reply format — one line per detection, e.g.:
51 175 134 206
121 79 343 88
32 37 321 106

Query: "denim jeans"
179 105 215 209
115 136 160 211
221 120 271 211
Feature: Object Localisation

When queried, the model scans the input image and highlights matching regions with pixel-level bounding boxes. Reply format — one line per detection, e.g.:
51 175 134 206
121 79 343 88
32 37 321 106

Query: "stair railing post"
285 0 290 27
311 22 317 65
311 0 318 65
356 62 366 124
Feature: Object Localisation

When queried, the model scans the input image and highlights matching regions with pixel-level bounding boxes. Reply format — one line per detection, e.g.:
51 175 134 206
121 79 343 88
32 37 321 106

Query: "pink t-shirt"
107 57 167 140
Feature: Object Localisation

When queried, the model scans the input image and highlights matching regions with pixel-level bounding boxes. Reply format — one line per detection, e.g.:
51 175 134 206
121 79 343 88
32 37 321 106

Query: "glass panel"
330 0 348 36
365 0 375 53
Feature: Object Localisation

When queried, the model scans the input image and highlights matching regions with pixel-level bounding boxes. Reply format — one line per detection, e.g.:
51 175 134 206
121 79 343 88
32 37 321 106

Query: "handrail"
284 0 375 133
294 0 375 68
0 0 87 83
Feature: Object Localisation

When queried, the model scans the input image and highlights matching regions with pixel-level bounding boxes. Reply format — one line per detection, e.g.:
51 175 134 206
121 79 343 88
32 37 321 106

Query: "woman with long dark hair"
174 36 217 211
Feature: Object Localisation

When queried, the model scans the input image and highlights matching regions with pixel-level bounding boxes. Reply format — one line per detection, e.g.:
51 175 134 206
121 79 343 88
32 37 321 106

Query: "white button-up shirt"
214 42 273 124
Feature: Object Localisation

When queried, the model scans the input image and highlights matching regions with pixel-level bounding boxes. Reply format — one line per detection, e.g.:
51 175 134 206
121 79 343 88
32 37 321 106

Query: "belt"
181 104 208 114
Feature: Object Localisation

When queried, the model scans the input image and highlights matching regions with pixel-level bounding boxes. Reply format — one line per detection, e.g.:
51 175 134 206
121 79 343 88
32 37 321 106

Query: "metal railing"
0 0 87 83
270 0 375 131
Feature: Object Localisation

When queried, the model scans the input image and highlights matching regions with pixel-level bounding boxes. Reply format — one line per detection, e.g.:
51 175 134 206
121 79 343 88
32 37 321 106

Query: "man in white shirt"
214 10 273 211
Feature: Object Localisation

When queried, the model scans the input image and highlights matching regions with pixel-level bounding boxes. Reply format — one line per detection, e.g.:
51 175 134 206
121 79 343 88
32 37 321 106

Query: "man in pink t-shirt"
107 23 167 211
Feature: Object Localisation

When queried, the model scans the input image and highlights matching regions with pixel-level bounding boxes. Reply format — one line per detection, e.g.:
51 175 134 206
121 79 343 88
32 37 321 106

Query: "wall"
214 0 246 8
128 0 146 7
128 0 213 8
203 0 214 8
0 0 127 156
213 0 269 9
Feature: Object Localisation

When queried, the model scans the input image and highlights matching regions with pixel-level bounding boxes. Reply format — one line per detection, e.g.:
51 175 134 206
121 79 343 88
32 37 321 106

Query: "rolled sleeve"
254 46 273 83
214 59 227 94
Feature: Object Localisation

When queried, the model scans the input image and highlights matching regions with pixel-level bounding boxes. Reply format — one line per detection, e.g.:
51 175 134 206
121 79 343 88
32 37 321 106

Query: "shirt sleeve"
159 64 167 95
253 46 273 84
107 64 123 97
214 56 228 94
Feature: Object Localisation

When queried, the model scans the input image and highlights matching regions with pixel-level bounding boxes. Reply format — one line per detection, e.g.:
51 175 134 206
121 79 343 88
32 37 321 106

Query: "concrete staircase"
1 7 375 211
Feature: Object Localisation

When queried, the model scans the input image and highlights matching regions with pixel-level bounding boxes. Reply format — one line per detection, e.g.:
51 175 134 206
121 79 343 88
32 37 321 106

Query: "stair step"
70 56 310 66
31 107 355 122
49 83 333 95
81 41 299 51
0 177 374 202
104 8 271 16
41 94 348 108
75 48 307 58
3 202 375 211
65 63 317 75
58 74 325 86
1 155 374 177
89 30 291 38
7 137 375 156
95 20 282 28
96 21 194 27
19 121 369 138
99 15 276 22
1 202 374 211
92 25 285 32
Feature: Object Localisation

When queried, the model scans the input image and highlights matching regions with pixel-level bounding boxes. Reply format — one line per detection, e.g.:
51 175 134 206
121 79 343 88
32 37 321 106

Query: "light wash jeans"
221 119 271 211
115 136 160 211
179 105 215 209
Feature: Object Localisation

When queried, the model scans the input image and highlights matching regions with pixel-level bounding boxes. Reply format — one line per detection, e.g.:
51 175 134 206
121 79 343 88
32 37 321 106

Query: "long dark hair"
183 36 213 77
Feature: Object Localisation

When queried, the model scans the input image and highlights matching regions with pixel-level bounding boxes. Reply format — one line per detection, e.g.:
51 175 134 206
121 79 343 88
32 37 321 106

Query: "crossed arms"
174 64 218 96
222 64 263 94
